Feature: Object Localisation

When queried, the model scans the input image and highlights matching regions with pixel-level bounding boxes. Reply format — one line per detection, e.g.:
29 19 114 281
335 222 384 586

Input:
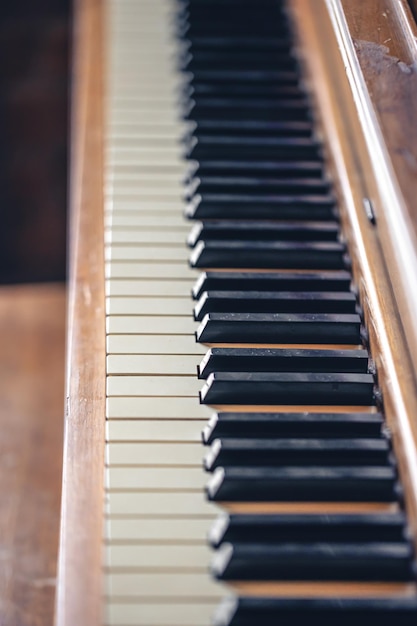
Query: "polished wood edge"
289 0 417 558
232 581 417 598
55 0 106 625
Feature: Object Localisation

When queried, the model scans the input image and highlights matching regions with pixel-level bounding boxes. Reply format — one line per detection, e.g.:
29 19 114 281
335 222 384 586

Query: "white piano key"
105 492 218 518
107 375 201 397
105 572 225 599
106 419 203 442
106 297 191 316
106 543 212 570
106 281 193 297
105 263 197 279
106 316 194 334
106 467 206 490
105 601 217 626
106 335 202 355
107 354 198 375
104 229 184 248
106 443 204 466
106 397 210 419
107 201 183 212
106 246 188 262
104 518 210 542
105 215 188 229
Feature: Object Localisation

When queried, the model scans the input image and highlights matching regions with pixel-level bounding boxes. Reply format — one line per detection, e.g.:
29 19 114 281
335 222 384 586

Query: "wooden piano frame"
55 1 417 624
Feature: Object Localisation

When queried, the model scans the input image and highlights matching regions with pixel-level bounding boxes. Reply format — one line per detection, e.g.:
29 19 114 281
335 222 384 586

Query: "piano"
55 0 417 624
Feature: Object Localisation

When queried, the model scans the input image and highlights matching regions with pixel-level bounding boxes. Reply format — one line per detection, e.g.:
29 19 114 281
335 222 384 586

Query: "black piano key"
202 412 384 443
185 36 293 52
181 51 298 72
185 98 310 122
183 120 314 139
196 312 362 344
213 596 417 626
187 221 339 247
208 512 408 547
187 159 325 179
187 220 339 248
185 177 331 199
185 136 319 160
200 372 375 405
198 348 369 378
186 84 310 101
192 271 352 299
183 70 300 86
190 241 346 270
185 193 335 220
212 541 414 581
206 466 397 502
204 438 390 471
194 291 356 321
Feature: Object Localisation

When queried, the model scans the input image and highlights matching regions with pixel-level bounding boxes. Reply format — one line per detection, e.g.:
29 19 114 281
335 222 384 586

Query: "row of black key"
177 0 417 623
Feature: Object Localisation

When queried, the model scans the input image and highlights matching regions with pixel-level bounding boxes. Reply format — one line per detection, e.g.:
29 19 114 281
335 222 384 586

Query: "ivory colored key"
106 544 212 570
106 334 205 355
105 245 188 261
106 375 201 397
105 492 219 517
107 354 199 375
105 518 212 542
106 263 197 279
106 297 191 315
105 602 218 626
106 443 203 466
106 467 206 490
105 230 188 244
106 316 195 334
104 572 225 599
106 280 194 297
106 397 210 419
105 214 190 228
105 419 205 442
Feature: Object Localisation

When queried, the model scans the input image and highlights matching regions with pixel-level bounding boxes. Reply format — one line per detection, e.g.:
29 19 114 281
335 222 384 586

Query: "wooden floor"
0 284 65 626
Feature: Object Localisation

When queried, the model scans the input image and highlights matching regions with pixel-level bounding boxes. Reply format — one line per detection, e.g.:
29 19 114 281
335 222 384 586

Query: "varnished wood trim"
289 0 417 557
55 0 105 625
233 581 417 597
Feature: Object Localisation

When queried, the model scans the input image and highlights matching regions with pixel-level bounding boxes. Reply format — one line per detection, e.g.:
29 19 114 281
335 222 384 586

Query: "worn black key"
185 177 331 199
202 412 384 443
187 160 325 180
206 466 397 502
198 348 368 378
213 596 417 626
185 136 319 160
185 36 293 53
183 70 300 86
190 241 346 270
185 98 310 122
208 512 407 547
212 541 413 581
192 271 352 299
187 221 339 247
196 312 362 344
185 193 335 220
194 291 356 321
200 372 375 405
183 120 313 140
181 51 298 72
186 84 309 101
204 438 390 470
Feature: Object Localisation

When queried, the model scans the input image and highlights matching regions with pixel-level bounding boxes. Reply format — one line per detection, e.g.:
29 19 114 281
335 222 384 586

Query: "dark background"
0 1 69 284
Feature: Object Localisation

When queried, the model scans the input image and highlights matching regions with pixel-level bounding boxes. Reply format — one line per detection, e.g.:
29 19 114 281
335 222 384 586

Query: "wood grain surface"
54 0 106 624
0 283 65 626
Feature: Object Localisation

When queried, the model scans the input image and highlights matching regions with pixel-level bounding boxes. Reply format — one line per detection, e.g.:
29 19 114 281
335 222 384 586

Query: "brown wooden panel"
54 0 105 624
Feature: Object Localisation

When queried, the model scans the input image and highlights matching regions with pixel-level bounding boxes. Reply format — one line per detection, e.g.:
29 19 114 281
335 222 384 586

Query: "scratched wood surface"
0 283 65 626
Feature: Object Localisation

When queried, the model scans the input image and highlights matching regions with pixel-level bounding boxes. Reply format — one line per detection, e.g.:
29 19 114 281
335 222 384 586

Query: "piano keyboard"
104 1 417 625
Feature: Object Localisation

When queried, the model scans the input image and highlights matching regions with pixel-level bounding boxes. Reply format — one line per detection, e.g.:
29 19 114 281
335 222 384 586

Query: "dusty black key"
187 220 339 248
212 541 413 581
202 412 384 443
184 70 300 86
186 83 309 100
200 372 375 405
204 438 390 471
188 160 325 179
185 178 331 200
185 98 310 122
181 51 298 72
190 241 346 270
213 596 417 626
185 36 293 52
208 512 407 547
185 193 335 220
206 466 397 502
194 291 356 321
187 221 339 247
183 119 313 139
198 348 368 378
185 136 319 160
196 312 362 344
192 271 352 299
